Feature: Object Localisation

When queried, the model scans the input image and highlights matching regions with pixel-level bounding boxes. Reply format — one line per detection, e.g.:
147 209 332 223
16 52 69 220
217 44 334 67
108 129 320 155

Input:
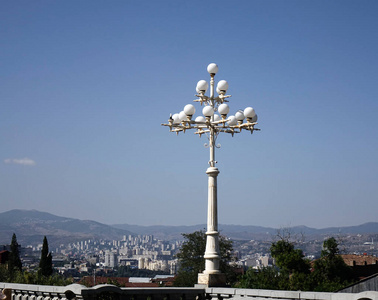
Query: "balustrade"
1 283 378 300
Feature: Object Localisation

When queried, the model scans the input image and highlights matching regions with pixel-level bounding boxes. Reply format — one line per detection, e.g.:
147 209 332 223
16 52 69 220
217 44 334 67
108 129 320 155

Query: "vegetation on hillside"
236 235 355 292
1 233 72 286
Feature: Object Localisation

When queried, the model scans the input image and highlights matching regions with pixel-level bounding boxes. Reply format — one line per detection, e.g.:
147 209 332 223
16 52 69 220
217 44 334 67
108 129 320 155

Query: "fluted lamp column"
162 63 260 287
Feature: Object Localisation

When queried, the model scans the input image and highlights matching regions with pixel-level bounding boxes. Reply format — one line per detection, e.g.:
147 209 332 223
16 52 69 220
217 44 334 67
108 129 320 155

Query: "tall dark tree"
174 230 236 287
39 236 53 276
8 233 22 273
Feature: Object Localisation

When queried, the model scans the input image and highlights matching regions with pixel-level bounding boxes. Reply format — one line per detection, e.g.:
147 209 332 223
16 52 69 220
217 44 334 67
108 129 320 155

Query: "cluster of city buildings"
2 232 378 282
3 235 182 277
1 233 279 279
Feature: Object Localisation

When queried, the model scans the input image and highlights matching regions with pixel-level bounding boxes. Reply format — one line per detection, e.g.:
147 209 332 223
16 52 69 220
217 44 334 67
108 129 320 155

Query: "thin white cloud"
4 158 36 166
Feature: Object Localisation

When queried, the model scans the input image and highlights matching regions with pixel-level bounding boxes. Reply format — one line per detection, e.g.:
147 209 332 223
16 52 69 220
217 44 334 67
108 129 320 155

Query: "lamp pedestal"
197 272 226 287
197 166 226 287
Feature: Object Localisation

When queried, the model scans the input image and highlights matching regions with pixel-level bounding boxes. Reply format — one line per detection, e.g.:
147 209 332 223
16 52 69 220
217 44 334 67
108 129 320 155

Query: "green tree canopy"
312 237 353 291
235 267 282 290
270 239 311 275
237 235 354 292
174 230 236 287
9 233 22 274
1 234 70 285
39 236 53 276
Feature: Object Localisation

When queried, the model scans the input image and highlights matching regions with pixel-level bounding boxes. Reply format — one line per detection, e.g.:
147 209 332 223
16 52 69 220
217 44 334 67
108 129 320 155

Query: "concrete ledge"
2 282 378 300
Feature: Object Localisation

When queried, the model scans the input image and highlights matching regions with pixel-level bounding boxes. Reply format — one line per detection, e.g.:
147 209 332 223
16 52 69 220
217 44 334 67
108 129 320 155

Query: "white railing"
0 283 205 300
208 287 378 300
1 283 378 300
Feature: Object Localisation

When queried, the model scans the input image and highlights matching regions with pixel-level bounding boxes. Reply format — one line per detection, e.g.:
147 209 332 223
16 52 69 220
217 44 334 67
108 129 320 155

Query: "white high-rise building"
104 251 118 268
138 257 145 269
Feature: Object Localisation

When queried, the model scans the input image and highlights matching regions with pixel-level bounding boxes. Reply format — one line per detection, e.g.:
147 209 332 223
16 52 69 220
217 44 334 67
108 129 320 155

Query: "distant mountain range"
1 209 378 247
111 223 378 241
0 209 132 247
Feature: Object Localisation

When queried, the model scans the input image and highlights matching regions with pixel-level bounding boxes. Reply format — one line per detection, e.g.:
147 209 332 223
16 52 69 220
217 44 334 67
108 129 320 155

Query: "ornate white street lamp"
162 63 260 286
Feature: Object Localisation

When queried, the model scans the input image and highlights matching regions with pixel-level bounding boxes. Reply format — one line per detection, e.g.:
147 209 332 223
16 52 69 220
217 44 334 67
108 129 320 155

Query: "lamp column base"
197 272 226 287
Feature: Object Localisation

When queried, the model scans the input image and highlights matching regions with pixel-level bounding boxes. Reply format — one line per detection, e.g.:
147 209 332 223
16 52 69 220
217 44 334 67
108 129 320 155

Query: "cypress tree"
9 233 22 273
39 236 53 276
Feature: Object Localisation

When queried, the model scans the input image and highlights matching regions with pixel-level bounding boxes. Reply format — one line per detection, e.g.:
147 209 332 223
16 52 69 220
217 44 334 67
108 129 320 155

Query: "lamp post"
162 63 260 286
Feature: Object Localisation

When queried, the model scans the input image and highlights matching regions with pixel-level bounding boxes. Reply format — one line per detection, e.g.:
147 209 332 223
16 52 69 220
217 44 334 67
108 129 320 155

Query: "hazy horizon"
1 208 376 231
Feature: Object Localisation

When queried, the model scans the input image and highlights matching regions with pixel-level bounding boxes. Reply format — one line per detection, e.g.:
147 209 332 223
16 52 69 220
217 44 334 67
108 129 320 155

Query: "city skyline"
1 1 377 229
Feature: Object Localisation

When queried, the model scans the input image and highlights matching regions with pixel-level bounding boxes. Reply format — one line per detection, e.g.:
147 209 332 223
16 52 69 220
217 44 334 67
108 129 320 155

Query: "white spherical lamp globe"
179 111 187 121
202 106 214 117
218 103 230 115
216 80 229 92
252 114 258 123
235 110 245 121
244 107 256 119
184 104 196 116
207 63 219 74
172 113 180 124
213 114 221 122
196 80 209 93
195 116 206 123
227 115 237 126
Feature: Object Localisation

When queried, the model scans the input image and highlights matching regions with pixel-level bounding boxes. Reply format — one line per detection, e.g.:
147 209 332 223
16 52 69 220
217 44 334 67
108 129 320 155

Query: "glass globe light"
227 115 237 126
195 116 206 123
244 107 256 119
207 63 219 74
179 111 187 122
202 106 214 117
216 80 229 93
213 114 221 122
218 103 230 115
235 110 245 121
172 113 180 124
184 104 196 116
196 80 209 93
252 114 258 123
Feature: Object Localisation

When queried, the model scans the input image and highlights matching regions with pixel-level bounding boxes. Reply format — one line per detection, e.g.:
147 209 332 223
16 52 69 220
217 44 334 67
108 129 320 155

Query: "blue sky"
1 1 377 228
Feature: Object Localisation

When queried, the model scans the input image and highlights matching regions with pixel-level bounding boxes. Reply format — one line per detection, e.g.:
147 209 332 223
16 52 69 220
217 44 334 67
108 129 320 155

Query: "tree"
237 234 355 292
8 233 22 274
237 230 312 291
235 267 282 290
239 240 311 290
39 236 53 276
312 237 353 291
270 239 311 275
174 230 236 287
